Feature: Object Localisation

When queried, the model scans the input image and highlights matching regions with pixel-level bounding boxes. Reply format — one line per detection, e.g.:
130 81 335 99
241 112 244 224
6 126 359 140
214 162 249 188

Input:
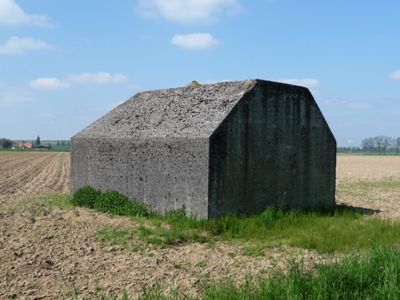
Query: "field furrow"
25 152 70 195
0 152 70 199
0 152 43 173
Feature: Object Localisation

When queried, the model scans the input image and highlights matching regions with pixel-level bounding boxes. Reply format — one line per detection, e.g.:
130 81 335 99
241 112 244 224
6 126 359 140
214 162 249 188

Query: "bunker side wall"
71 137 209 218
70 138 91 196
209 82 336 218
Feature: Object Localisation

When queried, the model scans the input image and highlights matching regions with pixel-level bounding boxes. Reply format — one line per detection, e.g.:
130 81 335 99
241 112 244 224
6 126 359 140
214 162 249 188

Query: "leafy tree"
1 138 12 149
374 136 384 154
396 137 400 155
35 135 41 146
381 136 393 154
361 136 397 154
361 137 374 153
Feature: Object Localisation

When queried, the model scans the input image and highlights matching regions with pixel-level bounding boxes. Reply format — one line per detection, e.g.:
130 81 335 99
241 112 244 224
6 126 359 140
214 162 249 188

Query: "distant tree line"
0 137 70 150
338 135 400 155
56 140 70 147
1 138 13 149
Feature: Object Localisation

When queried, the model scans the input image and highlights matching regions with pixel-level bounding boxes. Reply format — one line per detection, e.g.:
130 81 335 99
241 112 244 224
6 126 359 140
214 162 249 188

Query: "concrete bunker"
71 79 336 219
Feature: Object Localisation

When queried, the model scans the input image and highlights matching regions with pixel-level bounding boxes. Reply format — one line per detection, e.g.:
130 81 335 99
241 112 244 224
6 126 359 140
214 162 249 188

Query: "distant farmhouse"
35 145 50 150
71 79 336 219
15 143 49 150
18 143 34 149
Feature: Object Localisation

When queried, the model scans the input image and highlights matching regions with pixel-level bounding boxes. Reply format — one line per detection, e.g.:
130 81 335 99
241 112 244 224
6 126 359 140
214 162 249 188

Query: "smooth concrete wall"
208 81 336 218
71 137 210 218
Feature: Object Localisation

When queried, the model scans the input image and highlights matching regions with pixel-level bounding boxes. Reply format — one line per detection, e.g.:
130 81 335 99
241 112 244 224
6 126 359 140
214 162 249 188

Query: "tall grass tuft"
198 246 400 300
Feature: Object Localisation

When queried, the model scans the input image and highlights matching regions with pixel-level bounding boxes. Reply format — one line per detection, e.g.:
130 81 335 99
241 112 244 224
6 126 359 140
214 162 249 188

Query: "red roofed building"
18 143 34 149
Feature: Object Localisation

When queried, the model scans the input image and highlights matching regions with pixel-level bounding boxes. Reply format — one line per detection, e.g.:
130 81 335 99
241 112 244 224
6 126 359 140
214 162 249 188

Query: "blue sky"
1 0 399 146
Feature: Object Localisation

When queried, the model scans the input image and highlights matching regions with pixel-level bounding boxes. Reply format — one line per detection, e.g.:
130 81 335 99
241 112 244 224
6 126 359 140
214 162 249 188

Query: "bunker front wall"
208 82 336 218
71 137 210 218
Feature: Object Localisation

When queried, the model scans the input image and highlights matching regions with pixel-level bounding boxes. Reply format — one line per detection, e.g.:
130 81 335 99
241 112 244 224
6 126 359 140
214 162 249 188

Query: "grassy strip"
70 187 400 255
194 245 400 300
80 204 400 256
70 246 400 299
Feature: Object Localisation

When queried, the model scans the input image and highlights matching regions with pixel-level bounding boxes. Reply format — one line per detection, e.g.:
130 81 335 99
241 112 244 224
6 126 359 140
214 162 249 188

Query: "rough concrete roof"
73 80 262 139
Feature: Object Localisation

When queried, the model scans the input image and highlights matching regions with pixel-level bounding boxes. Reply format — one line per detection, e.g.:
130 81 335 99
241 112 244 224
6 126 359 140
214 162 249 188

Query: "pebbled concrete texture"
71 79 336 219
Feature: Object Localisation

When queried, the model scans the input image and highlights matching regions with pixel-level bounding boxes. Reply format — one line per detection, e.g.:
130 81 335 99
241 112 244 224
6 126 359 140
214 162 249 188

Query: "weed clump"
125 199 155 218
71 185 102 209
71 186 153 218
94 190 131 215
259 205 284 228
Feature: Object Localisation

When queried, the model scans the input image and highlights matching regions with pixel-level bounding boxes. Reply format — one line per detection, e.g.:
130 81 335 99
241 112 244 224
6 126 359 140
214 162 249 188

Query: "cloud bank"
29 72 129 90
0 36 52 54
0 0 50 26
0 83 35 107
135 0 242 24
172 33 222 50
389 70 400 81
29 78 70 90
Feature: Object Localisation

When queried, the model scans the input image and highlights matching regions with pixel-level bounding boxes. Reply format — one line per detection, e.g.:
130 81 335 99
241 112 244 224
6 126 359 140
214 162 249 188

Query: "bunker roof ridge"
72 79 312 140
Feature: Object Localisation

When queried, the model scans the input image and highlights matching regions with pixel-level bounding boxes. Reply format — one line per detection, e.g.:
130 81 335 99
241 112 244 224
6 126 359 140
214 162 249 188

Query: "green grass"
0 194 72 218
196 245 400 300
69 186 400 255
91 203 400 256
49 194 74 209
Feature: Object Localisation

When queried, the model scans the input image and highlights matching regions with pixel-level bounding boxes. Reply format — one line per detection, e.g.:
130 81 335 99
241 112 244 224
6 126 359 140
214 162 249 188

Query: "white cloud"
389 70 400 81
0 0 50 26
0 36 52 54
135 0 243 24
0 85 35 107
29 72 129 90
172 33 222 50
29 78 70 89
68 72 128 85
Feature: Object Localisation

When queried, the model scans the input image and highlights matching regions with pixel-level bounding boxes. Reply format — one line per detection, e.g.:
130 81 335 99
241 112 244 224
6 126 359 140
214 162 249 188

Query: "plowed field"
0 151 69 202
1 152 400 299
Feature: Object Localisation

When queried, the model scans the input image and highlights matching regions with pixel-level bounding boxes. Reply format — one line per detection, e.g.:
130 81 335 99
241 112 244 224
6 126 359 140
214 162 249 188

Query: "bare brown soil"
0 152 70 203
0 152 399 299
335 155 400 219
